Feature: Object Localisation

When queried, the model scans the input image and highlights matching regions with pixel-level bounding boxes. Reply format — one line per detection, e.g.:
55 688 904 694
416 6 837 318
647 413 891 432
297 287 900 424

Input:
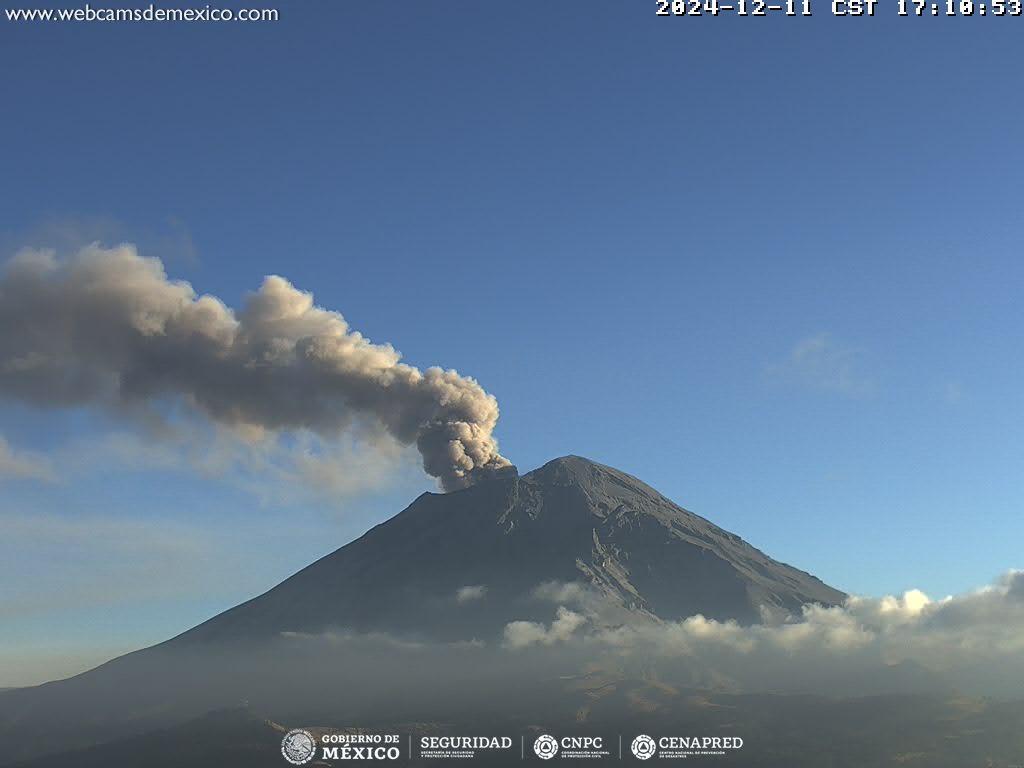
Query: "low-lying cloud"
261 571 1024 699
503 606 588 649
500 571 1024 698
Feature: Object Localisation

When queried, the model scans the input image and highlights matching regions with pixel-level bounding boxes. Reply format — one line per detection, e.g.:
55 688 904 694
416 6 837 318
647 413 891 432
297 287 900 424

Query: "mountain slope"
176 455 843 644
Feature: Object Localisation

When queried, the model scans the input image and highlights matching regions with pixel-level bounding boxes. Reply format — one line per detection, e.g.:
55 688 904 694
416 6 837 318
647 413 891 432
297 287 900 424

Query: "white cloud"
455 585 488 603
270 571 1024 697
532 581 589 604
767 332 875 397
521 571 1024 697
0 434 55 483
503 606 587 649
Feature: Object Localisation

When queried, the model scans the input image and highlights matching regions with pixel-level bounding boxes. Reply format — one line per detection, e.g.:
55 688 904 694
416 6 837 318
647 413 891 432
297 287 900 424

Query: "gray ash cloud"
0 243 511 490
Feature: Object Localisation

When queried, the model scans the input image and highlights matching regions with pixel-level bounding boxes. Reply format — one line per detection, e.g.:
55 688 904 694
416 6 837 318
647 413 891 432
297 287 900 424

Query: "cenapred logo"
534 734 559 760
281 728 317 765
632 734 744 760
631 734 657 760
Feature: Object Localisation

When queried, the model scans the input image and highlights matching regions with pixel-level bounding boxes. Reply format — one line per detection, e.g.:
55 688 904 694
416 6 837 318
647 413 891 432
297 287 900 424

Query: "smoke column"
0 244 513 490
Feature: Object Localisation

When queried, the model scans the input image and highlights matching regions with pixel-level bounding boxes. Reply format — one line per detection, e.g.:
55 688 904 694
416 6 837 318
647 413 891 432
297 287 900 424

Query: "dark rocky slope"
177 455 843 644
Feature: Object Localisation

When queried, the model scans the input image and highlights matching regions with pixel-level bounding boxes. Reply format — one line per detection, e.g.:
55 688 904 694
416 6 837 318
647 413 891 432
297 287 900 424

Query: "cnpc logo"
533 735 604 760
533 735 558 760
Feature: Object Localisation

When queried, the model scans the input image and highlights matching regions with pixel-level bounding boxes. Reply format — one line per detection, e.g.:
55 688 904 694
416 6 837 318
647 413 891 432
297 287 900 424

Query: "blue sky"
2 2 1023 686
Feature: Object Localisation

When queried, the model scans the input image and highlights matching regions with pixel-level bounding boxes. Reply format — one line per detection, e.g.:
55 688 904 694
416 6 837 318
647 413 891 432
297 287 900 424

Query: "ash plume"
0 243 512 491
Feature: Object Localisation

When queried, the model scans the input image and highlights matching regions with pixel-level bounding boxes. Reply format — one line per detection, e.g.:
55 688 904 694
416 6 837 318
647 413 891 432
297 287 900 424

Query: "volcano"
178 455 843 644
0 456 845 765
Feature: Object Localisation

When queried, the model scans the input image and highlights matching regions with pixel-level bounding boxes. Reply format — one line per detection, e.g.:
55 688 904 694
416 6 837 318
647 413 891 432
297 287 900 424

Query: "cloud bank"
263 571 1024 699
500 572 1024 698
0 244 511 491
